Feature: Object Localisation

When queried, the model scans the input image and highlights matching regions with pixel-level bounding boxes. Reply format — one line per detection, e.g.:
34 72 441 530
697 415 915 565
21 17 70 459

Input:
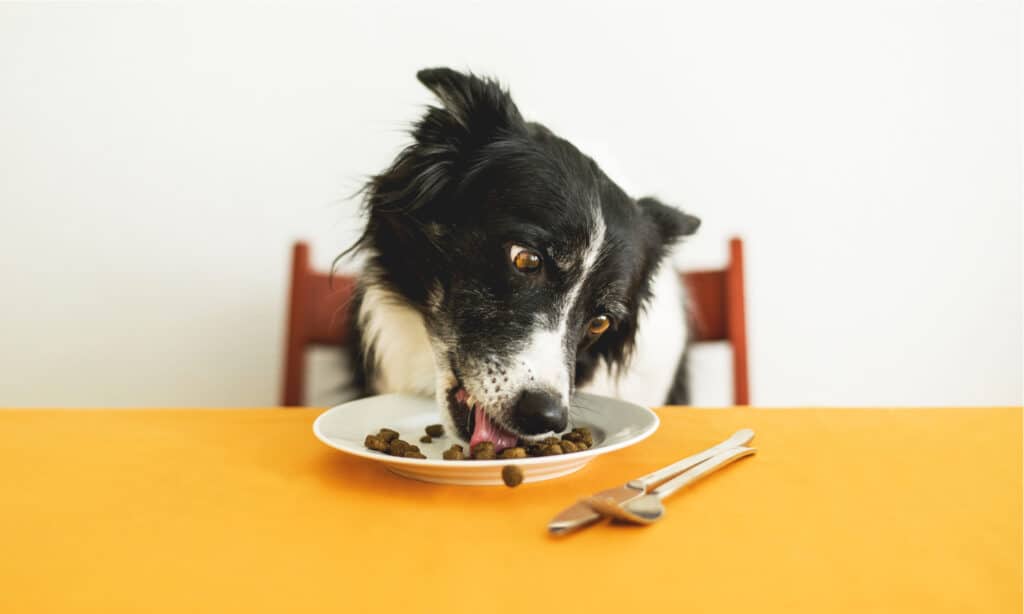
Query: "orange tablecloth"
1 407 1020 613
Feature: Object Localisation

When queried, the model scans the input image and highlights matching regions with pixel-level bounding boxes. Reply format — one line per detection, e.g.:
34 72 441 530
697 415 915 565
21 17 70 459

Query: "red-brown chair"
281 238 749 406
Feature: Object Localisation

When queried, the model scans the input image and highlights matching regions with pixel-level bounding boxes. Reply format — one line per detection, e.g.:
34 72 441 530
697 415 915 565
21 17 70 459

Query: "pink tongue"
469 405 519 452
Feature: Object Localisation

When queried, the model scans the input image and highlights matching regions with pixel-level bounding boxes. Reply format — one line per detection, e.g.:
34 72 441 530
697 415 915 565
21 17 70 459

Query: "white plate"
313 392 659 486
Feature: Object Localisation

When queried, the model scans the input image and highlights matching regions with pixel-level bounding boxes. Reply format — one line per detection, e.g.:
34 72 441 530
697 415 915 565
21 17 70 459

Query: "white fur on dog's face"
428 213 608 441
360 253 690 446
353 68 701 444
457 214 607 419
359 213 610 443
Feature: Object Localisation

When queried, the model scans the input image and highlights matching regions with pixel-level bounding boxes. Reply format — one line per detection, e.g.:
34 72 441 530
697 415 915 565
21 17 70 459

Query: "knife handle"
627 428 755 491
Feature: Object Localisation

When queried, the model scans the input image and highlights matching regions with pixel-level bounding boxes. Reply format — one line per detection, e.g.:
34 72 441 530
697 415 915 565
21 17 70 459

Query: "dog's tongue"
470 405 519 452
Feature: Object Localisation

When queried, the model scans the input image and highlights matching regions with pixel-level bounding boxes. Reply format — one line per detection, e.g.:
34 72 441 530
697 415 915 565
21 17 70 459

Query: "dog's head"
356 68 699 448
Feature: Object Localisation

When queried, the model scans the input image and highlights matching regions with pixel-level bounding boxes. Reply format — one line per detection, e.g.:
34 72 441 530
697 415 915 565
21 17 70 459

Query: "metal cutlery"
583 445 756 525
547 428 755 535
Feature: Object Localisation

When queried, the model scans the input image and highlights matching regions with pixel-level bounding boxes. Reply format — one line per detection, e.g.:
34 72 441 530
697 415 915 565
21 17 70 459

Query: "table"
1 407 1020 613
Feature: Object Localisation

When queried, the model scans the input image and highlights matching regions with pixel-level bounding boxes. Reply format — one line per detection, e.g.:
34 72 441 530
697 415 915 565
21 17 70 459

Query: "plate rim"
312 392 660 468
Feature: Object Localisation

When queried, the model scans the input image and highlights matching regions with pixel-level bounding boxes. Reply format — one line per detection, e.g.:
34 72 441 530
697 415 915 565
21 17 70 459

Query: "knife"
547 428 755 535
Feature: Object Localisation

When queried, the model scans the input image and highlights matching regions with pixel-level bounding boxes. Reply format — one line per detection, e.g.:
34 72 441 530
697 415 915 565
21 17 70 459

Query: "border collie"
345 67 699 450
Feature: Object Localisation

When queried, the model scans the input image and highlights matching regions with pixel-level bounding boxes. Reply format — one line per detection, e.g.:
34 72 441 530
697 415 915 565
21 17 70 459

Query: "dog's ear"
415 67 525 149
637 197 701 246
363 68 524 218
355 69 526 259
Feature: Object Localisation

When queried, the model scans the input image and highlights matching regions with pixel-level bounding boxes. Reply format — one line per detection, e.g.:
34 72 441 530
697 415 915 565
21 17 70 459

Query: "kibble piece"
525 444 546 457
388 439 412 456
442 445 466 460
573 440 589 450
564 427 593 447
540 444 563 456
499 447 527 459
403 451 427 459
559 440 579 453
501 465 524 488
378 428 400 443
425 424 445 437
364 435 389 453
543 436 562 446
419 435 433 444
471 442 497 460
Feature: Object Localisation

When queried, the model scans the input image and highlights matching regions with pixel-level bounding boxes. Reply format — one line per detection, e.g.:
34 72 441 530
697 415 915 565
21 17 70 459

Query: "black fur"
345 68 699 419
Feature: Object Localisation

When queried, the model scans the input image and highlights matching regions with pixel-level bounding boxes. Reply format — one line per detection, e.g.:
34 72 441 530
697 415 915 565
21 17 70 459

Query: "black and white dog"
346 68 699 450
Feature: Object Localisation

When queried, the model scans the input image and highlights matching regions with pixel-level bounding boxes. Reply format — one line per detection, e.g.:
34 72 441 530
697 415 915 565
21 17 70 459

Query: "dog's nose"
513 390 568 435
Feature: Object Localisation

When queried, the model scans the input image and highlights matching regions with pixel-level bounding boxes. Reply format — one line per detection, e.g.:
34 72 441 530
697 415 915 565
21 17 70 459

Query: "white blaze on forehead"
508 215 607 403
557 215 607 330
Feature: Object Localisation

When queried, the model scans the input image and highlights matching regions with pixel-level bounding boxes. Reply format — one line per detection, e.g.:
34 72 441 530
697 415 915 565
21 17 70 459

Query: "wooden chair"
281 238 749 406
682 238 750 405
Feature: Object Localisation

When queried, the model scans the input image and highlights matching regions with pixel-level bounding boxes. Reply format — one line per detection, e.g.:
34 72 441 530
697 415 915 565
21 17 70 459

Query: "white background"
1 1 1020 407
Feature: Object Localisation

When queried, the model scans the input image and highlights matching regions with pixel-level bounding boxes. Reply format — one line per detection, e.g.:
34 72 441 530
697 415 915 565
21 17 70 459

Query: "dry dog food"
471 441 497 460
442 444 466 460
363 427 595 461
561 427 593 448
362 429 428 458
363 434 390 453
388 439 418 456
501 465 524 487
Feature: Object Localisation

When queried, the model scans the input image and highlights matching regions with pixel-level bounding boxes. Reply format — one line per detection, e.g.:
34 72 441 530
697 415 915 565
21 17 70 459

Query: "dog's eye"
509 245 542 273
587 315 611 336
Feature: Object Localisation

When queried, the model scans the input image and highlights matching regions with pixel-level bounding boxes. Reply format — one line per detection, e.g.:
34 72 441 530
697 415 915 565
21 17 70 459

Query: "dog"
344 67 700 450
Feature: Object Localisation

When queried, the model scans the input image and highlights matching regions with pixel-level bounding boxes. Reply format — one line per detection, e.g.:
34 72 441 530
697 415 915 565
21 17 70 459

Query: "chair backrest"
281 243 354 407
682 238 749 405
281 238 749 406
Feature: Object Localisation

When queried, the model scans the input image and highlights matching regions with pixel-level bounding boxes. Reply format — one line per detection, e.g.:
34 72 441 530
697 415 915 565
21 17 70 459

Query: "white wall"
1 1 1020 407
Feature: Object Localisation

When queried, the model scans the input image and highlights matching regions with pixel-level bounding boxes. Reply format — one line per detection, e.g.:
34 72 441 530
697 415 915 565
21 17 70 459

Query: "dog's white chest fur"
358 263 687 406
357 284 437 396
